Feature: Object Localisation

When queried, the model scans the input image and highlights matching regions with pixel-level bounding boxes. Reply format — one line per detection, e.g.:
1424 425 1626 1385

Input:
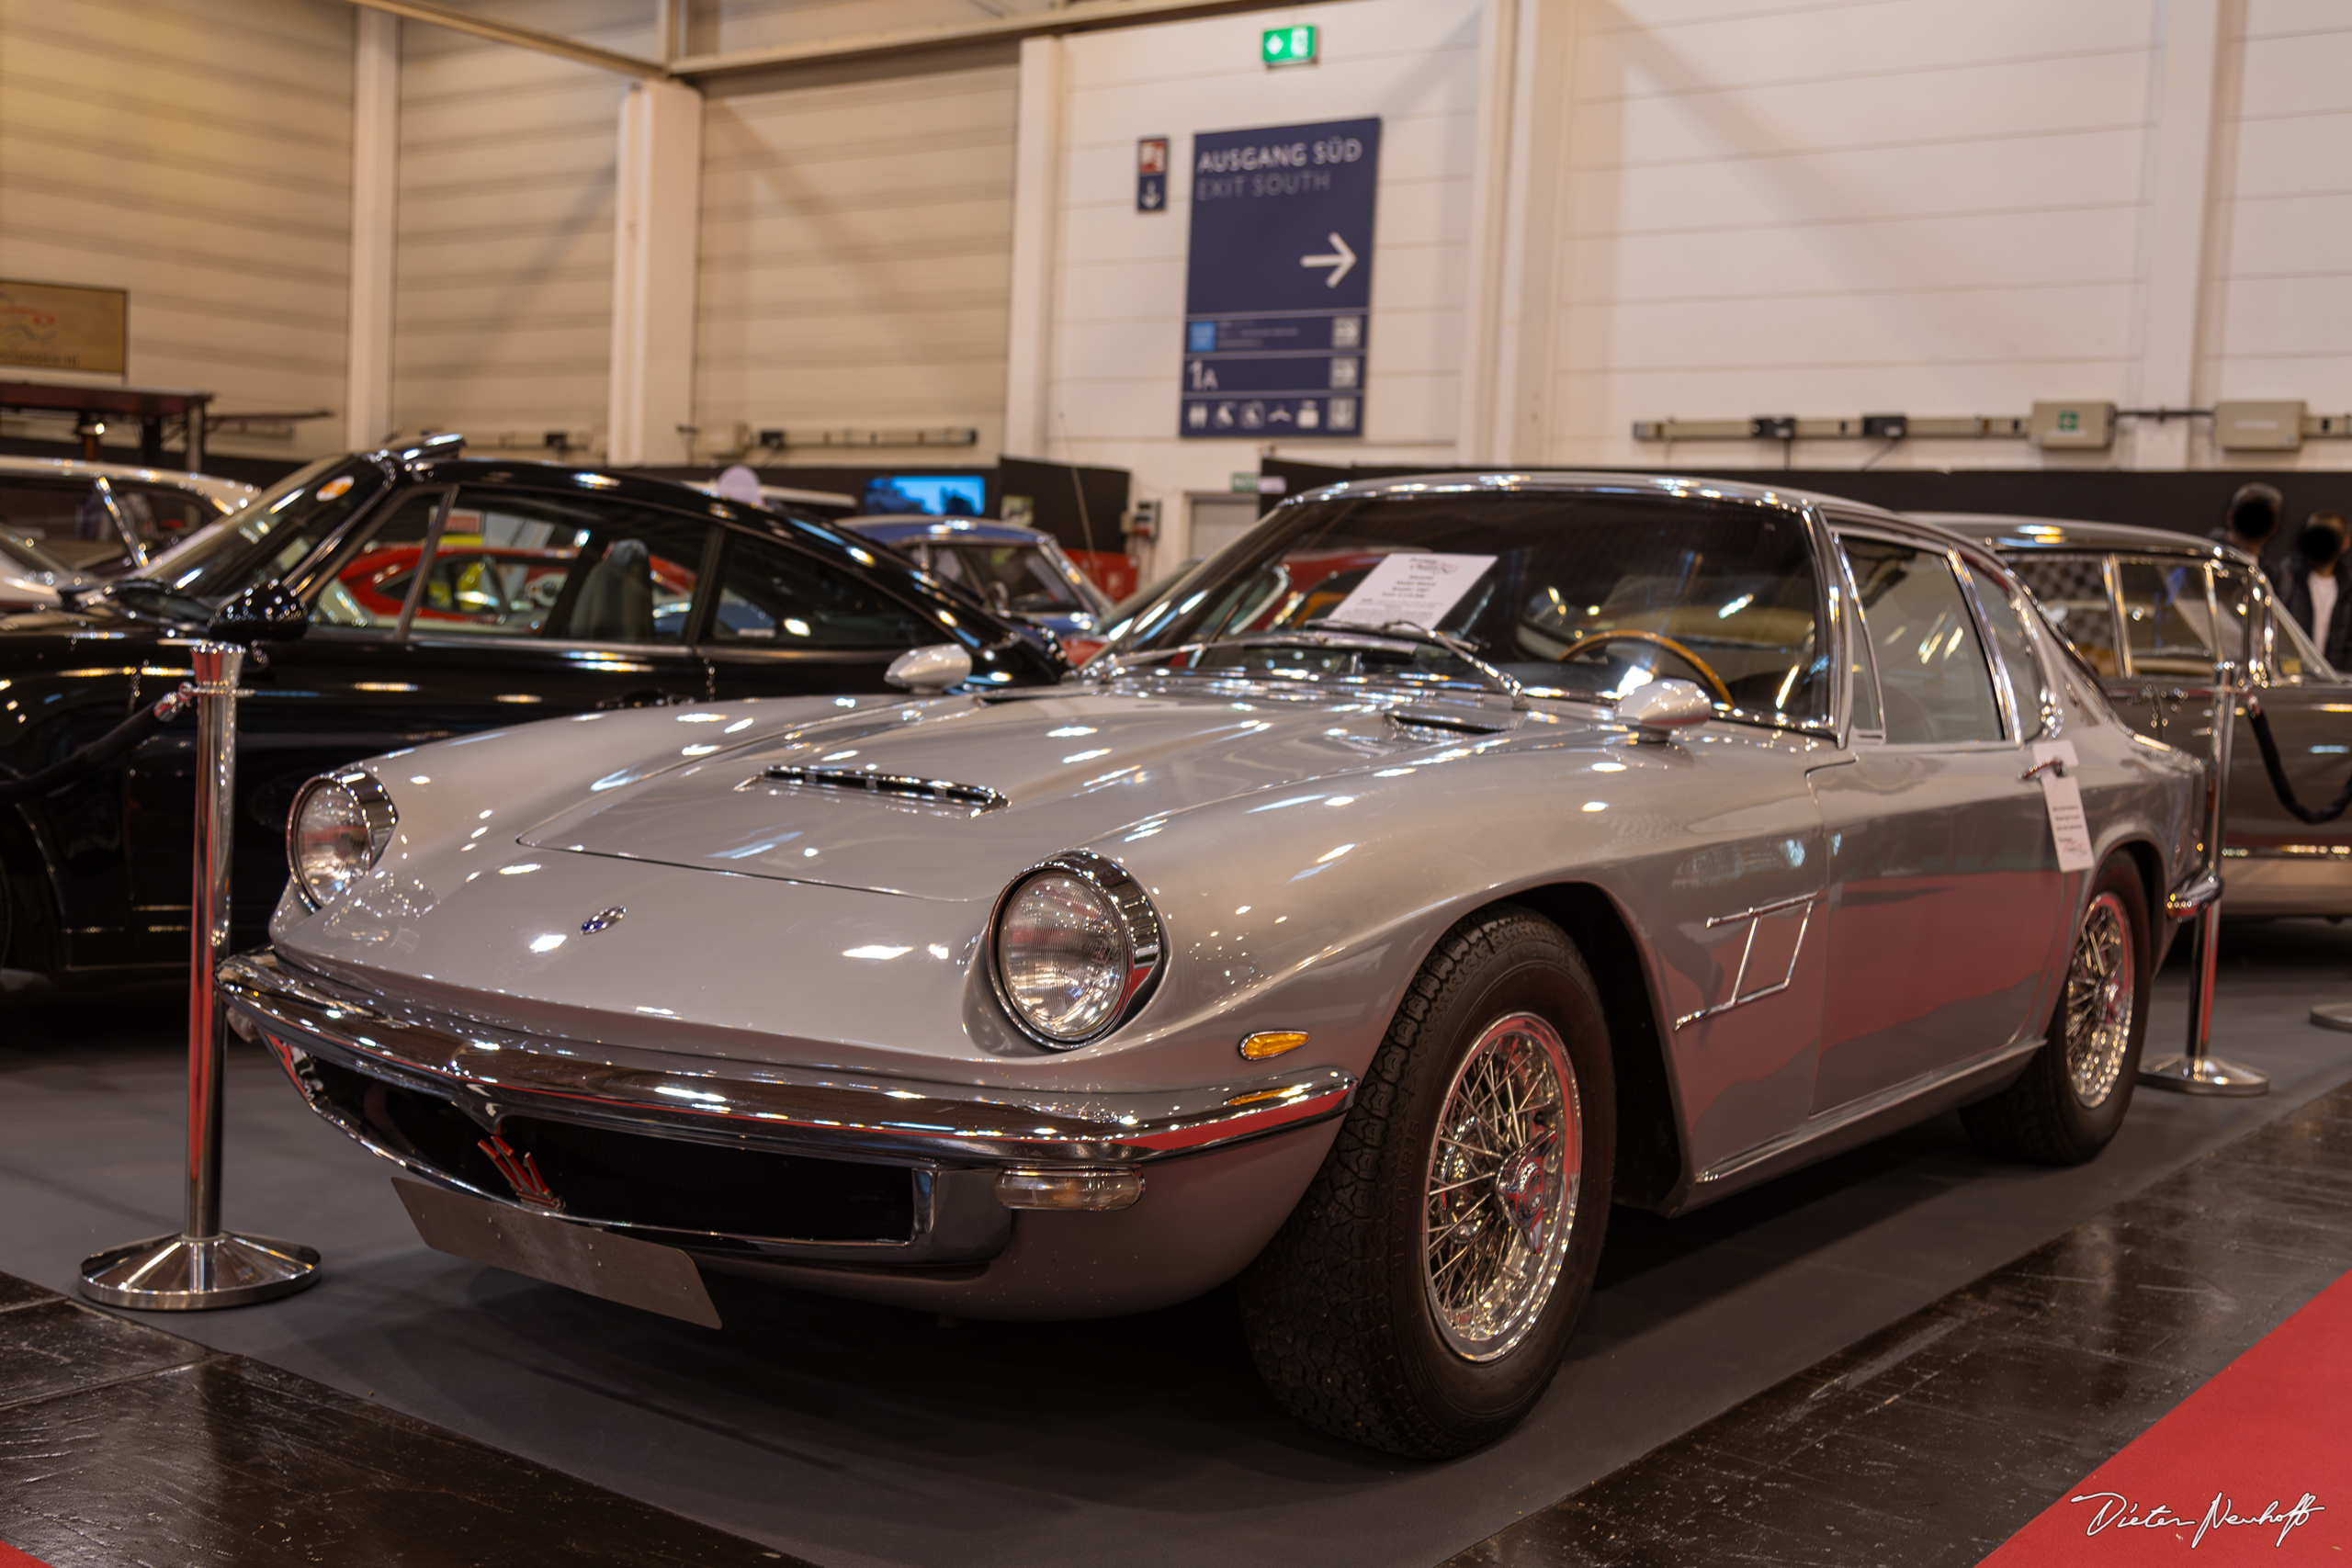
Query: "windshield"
924 542 1089 615
1110 489 1831 725
122 456 387 612
0 529 74 579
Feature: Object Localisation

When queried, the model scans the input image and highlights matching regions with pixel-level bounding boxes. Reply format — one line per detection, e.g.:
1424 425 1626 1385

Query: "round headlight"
991 853 1162 1046
288 773 394 909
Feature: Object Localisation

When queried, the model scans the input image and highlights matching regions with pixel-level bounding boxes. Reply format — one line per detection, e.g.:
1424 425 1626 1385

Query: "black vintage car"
0 438 1064 980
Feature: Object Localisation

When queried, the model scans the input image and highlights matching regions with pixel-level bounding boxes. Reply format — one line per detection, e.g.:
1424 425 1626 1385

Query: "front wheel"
1239 905 1615 1458
1962 853 2150 1165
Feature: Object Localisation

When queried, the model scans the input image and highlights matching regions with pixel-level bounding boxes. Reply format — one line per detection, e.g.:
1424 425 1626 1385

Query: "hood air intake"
758 764 1008 813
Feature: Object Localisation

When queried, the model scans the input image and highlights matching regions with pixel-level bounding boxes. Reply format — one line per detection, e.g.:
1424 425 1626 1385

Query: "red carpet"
1982 1265 2352 1562
0 1546 53 1568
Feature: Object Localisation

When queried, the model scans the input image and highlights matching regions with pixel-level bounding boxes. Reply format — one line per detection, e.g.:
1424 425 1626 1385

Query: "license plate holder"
393 1178 721 1329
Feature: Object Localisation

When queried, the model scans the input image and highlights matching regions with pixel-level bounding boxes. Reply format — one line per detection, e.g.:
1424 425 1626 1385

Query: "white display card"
2032 739 2097 874
1324 552 1498 633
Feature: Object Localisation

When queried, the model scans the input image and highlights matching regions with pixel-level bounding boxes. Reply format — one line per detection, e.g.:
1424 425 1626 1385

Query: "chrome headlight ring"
287 770 398 911
987 850 1165 1049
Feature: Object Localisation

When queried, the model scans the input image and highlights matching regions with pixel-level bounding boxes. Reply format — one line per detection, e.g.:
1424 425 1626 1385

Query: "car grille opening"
306 1057 917 1245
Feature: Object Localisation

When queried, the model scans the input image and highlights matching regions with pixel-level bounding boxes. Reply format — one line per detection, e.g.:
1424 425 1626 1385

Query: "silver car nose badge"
580 907 626 934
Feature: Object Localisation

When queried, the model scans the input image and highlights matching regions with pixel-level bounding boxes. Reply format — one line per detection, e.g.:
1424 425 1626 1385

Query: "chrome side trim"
2222 843 2352 861
1693 1032 2046 1189
754 763 1007 813
220 949 1349 1168
1673 891 1819 1030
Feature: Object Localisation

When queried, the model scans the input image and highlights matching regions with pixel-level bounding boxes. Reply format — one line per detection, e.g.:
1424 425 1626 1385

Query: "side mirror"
205 582 311 647
1618 678 1712 736
886 643 974 694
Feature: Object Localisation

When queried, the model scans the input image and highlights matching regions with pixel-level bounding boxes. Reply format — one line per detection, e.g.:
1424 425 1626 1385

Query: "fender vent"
757 765 1008 812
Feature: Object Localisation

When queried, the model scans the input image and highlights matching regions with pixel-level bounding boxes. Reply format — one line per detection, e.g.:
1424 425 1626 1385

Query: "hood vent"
756 764 1008 813
1386 706 1517 737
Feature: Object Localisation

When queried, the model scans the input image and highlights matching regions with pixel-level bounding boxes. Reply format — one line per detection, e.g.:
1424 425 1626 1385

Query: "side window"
0 478 120 572
310 491 447 629
710 532 940 649
119 483 220 549
2212 564 2310 680
1838 537 2004 745
2115 559 2219 677
1843 586 1883 734
2008 556 2120 676
413 491 709 644
1967 562 2050 740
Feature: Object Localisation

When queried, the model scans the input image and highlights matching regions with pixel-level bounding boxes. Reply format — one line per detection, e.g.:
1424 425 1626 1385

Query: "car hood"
520 685 1600 901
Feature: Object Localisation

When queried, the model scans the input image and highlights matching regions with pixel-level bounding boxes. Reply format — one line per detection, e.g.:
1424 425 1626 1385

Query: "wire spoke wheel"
2063 891 2136 1107
1421 1011 1581 1361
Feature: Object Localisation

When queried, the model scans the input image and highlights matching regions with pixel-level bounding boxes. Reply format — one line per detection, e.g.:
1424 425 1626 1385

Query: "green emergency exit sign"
1262 25 1317 66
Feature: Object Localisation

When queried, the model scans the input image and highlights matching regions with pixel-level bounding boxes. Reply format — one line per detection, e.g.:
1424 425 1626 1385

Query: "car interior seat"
571 537 655 642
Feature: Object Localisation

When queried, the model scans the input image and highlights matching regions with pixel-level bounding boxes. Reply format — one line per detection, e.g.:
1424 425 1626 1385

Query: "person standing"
2211 481 2285 589
2279 510 2352 668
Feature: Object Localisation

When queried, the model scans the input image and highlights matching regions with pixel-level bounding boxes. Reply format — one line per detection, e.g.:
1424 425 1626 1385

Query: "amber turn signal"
995 1168 1144 1211
1238 1030 1309 1060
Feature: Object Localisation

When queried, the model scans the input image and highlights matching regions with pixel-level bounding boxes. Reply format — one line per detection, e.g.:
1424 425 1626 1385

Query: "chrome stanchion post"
81 591 321 1308
2142 659 2270 1096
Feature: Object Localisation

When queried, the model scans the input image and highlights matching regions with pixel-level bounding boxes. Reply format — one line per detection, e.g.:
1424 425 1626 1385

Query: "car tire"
1238 904 1615 1459
1961 853 2150 1166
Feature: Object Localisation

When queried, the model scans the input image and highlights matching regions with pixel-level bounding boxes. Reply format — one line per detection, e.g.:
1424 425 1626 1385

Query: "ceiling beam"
669 0 1336 80
343 0 1329 84
344 0 664 77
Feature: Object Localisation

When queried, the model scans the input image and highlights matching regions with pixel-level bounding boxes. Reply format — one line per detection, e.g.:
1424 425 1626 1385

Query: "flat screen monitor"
865 475 987 517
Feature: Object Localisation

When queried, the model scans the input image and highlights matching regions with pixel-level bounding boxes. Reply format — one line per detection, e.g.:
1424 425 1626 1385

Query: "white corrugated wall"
695 62 1021 463
0 0 352 461
389 1 650 450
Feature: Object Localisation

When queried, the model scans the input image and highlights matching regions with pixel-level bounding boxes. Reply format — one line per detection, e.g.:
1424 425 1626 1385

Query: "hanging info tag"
2031 740 2096 874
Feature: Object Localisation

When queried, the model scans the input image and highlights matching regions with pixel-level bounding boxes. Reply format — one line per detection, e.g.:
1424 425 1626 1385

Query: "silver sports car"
1927 513 2352 917
224 474 2203 1458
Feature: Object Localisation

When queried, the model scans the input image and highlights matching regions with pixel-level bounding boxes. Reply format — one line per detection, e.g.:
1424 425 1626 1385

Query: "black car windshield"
0 529 75 579
117 456 388 615
1108 489 1832 727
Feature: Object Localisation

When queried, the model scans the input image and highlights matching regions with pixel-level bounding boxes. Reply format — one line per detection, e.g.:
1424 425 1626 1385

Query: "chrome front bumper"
221 949 1356 1261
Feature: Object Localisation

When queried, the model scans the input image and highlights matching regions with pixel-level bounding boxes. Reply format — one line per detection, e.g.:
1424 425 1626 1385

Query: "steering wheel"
1555 630 1733 706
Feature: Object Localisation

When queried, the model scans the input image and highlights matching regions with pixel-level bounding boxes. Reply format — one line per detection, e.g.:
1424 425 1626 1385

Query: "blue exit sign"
1261 25 1317 66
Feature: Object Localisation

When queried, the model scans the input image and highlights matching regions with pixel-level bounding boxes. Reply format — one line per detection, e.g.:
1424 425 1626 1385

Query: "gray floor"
5 922 2351 1568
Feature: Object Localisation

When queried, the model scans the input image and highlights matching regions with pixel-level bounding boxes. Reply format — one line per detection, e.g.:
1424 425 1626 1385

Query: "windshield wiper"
96 579 212 626
1301 616 1483 661
1091 625 1526 709
1296 619 1526 708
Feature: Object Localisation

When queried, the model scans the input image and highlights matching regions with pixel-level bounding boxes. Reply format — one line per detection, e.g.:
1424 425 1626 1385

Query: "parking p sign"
1180 117 1379 440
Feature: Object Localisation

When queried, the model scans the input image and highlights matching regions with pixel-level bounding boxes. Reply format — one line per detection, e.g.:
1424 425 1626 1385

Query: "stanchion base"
2312 1003 2352 1034
78 1232 321 1311
2139 1054 2270 1097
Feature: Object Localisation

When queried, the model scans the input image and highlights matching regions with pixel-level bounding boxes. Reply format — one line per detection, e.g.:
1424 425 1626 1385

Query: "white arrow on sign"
1300 231 1356 288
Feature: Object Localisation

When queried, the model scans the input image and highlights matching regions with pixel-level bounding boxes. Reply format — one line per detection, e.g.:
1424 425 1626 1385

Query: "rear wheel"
1239 905 1614 1458
1962 853 2149 1165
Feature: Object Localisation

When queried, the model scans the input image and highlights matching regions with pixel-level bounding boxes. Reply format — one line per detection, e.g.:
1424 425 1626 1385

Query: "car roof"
1917 511 2251 566
683 479 856 511
0 454 259 510
842 514 1051 546
1294 469 1956 536
403 457 822 521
